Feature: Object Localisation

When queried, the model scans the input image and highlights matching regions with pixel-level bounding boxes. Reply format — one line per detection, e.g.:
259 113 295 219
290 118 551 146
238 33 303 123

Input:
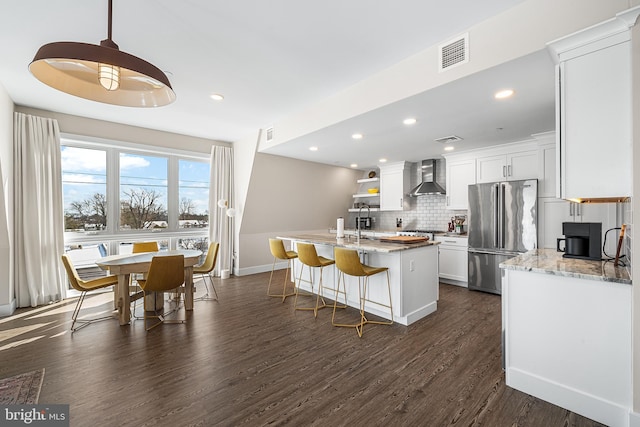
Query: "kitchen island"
278 233 440 326
500 249 632 427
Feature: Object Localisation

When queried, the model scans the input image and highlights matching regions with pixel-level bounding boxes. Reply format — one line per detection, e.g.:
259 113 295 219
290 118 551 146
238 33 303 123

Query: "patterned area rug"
0 369 44 404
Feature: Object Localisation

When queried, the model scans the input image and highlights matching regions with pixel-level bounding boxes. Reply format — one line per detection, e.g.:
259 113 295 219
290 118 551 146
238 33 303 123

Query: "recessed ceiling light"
309 146 318 151
210 93 224 101
350 163 358 168
495 89 514 99
379 158 387 163
352 133 363 140
444 146 455 151
403 118 417 125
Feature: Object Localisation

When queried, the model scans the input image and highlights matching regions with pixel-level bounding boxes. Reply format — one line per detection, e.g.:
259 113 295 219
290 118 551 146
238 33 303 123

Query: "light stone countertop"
277 233 440 253
500 248 631 285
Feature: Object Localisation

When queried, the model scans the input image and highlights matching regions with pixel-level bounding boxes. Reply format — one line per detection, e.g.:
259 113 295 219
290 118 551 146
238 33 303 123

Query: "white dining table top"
96 249 202 267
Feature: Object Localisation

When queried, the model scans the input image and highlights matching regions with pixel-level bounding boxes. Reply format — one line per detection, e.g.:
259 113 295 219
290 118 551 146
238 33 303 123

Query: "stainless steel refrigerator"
467 179 537 294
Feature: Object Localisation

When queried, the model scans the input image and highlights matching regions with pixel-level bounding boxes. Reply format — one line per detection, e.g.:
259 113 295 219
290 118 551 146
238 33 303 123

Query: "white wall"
237 152 361 275
15 106 226 154
0 82 14 315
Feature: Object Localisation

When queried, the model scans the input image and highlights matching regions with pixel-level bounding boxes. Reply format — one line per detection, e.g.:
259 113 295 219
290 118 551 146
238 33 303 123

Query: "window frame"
61 134 210 248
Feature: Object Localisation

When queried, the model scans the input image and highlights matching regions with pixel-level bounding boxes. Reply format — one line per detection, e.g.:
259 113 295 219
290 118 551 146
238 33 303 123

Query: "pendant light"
29 0 175 107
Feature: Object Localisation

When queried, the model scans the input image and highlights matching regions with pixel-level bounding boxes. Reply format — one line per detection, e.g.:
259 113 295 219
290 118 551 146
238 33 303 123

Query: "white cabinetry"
502 267 631 427
548 11 637 201
476 150 538 184
444 158 475 210
538 141 556 198
379 161 411 211
434 235 468 285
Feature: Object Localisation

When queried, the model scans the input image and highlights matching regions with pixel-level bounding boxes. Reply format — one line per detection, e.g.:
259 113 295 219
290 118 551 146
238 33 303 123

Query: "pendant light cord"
107 0 113 41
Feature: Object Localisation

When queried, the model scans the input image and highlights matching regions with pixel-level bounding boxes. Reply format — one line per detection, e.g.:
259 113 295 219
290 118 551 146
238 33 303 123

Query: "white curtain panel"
14 112 65 307
209 145 234 276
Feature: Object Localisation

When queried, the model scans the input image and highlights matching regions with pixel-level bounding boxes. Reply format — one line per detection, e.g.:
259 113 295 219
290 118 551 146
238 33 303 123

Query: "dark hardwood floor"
0 272 605 426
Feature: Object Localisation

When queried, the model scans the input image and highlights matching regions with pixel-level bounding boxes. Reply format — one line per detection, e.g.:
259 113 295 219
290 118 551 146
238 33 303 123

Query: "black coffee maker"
557 222 602 260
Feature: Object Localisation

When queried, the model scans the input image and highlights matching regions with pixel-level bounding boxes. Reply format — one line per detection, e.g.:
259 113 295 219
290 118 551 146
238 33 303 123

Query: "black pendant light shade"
29 0 175 107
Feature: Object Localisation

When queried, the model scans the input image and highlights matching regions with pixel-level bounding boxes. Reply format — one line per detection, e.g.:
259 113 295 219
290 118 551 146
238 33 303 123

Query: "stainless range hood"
409 159 446 196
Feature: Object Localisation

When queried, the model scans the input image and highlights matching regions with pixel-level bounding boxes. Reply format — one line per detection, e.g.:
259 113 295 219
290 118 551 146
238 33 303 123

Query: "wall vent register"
439 33 469 72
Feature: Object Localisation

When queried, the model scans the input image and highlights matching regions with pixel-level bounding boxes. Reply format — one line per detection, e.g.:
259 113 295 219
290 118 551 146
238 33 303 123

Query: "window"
178 159 210 229
61 137 211 290
61 146 107 233
119 153 168 230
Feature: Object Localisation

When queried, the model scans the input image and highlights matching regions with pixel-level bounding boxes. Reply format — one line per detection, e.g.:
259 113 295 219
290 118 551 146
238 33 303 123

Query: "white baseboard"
630 411 640 427
0 298 16 317
507 367 630 427
236 261 290 277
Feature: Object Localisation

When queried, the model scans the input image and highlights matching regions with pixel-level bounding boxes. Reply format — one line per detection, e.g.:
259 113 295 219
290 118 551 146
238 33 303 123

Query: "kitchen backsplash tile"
348 158 466 232
349 194 467 232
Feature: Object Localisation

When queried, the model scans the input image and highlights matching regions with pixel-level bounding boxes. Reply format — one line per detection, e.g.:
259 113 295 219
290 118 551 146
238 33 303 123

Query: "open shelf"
348 208 380 212
357 177 379 184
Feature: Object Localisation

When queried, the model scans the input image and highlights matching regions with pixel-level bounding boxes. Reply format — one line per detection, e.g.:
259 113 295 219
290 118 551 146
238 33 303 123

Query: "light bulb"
99 63 120 91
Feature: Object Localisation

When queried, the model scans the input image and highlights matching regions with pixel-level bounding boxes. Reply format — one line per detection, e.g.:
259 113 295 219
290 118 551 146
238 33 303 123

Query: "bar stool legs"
332 270 364 336
293 242 336 317
332 247 393 337
294 263 327 317
267 239 297 302
360 270 393 329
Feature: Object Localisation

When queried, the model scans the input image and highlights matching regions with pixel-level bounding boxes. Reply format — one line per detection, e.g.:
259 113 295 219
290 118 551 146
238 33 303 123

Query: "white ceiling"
0 0 556 169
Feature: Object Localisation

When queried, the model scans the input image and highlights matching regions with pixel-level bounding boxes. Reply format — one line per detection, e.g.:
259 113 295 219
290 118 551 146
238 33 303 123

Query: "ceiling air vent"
434 135 463 144
438 33 469 72
265 127 274 142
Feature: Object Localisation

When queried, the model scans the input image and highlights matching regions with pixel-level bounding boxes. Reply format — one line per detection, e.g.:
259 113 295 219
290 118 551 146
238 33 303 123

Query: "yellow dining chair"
131 241 160 314
61 254 119 332
268 238 297 302
333 247 393 337
137 255 186 331
132 241 159 253
194 242 220 301
294 243 335 317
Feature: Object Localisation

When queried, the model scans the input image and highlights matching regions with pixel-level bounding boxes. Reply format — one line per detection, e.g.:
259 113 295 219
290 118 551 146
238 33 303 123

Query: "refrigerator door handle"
493 183 500 248
498 183 505 249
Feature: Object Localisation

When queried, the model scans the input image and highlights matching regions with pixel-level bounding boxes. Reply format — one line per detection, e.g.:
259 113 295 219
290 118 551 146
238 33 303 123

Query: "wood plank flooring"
0 272 605 426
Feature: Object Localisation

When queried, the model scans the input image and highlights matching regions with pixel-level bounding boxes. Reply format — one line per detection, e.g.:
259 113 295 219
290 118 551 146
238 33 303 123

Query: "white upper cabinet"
476 150 538 184
444 157 475 210
537 141 556 198
547 8 639 201
379 161 411 211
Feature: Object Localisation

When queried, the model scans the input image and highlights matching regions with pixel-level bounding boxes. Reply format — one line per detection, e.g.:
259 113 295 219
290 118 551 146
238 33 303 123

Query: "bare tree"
90 193 107 228
69 199 91 219
120 188 166 229
179 197 196 219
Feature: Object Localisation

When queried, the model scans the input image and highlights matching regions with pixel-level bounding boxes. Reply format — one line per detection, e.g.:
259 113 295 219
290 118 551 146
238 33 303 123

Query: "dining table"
96 249 202 325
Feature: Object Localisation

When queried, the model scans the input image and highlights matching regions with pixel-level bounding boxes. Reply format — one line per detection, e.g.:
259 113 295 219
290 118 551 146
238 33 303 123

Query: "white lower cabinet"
434 235 468 286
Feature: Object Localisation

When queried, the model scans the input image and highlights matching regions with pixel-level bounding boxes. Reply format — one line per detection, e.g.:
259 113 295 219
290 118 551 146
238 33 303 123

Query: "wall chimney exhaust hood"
409 159 446 196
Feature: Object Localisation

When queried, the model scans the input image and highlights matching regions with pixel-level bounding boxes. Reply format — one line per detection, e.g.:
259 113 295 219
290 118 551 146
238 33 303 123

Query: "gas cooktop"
396 229 444 237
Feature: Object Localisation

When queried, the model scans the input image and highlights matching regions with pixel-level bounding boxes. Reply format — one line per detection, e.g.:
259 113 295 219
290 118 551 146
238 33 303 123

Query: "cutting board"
380 236 428 243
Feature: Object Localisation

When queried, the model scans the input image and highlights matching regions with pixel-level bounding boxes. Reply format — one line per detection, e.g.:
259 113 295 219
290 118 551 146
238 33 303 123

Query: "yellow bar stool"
294 242 335 317
332 247 393 337
268 238 297 302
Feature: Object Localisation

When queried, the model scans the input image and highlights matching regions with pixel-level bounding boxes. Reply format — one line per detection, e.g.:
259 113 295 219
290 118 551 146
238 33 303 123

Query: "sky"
61 145 210 216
